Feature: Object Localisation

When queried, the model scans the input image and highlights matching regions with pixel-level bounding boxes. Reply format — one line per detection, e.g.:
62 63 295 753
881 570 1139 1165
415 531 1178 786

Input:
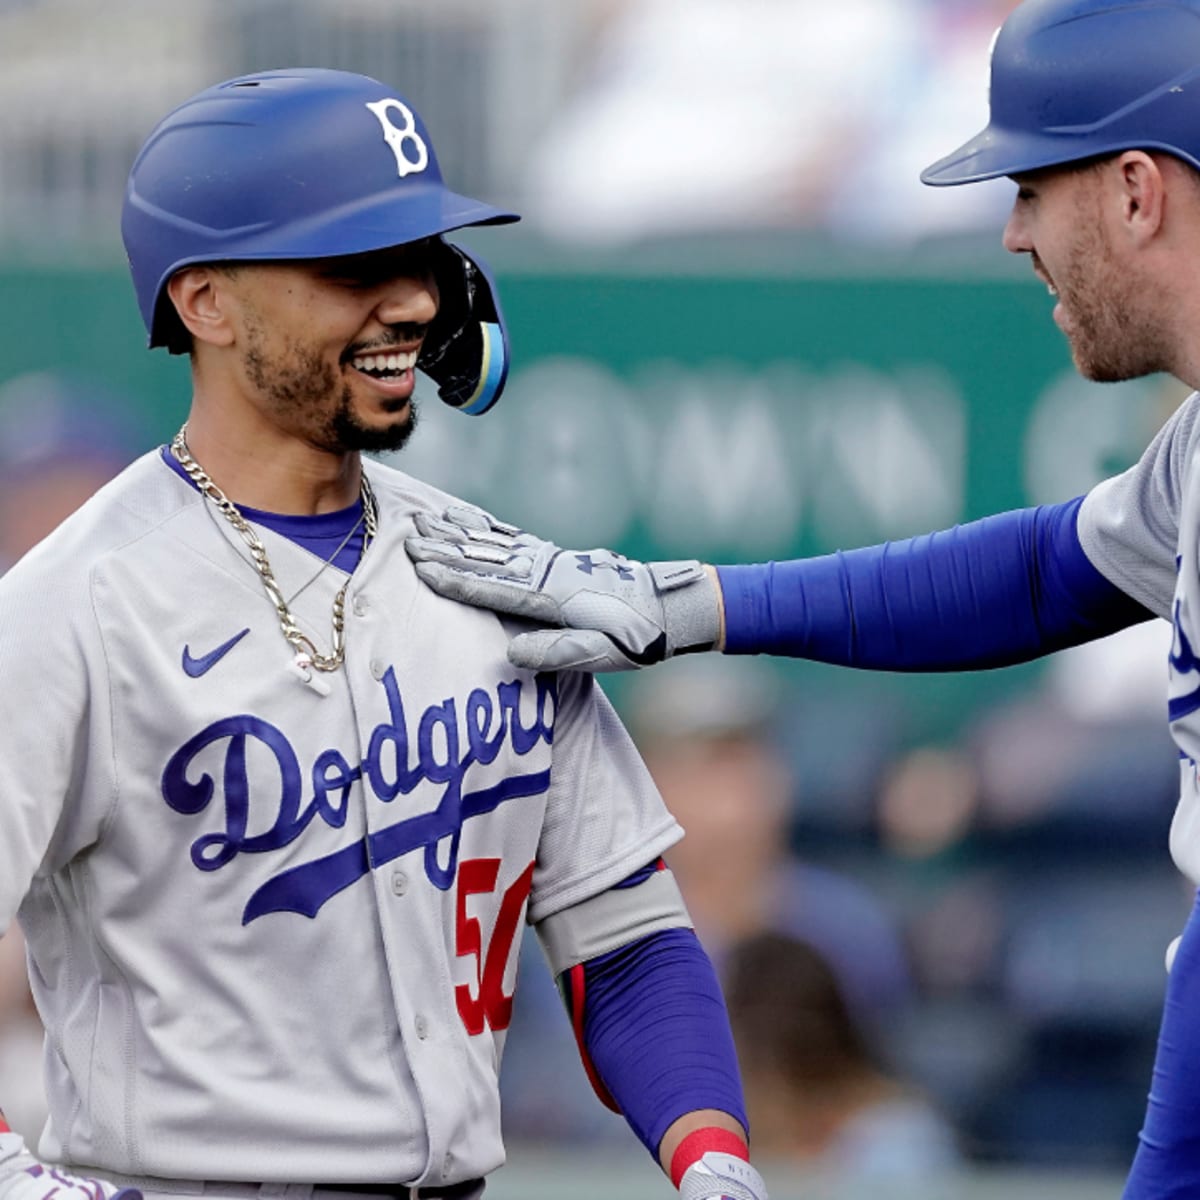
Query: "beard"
242 318 419 454
1049 205 1171 384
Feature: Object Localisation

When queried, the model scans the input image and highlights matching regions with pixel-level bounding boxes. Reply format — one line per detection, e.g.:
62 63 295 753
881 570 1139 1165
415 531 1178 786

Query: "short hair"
724 931 878 1087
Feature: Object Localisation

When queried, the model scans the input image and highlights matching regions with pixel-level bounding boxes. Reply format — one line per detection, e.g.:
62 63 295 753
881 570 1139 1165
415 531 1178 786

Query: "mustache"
345 323 430 357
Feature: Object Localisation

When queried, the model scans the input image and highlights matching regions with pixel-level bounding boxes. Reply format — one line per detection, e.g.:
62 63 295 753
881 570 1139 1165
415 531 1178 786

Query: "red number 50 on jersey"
455 858 536 1035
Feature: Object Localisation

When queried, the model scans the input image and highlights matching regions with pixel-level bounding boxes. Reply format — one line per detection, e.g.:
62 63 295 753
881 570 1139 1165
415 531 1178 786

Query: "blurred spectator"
523 0 1015 247
875 745 1002 997
628 656 912 1022
525 0 925 244
827 0 1018 244
725 931 962 1174
0 370 143 571
0 369 142 1149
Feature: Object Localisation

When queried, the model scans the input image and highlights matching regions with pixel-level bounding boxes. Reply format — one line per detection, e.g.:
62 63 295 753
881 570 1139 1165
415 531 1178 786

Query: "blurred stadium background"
0 1 1184 1196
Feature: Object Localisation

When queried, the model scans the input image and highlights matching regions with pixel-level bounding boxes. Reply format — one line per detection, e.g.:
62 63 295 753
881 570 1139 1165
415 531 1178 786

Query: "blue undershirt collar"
159 444 367 574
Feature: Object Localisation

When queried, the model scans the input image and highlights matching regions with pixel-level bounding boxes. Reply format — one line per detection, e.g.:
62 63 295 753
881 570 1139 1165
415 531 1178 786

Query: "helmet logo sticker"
366 98 430 178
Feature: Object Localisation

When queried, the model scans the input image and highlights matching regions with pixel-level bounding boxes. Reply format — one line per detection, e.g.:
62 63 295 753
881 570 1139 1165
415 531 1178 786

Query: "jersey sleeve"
526 671 682 925
1077 390 1200 619
0 558 110 934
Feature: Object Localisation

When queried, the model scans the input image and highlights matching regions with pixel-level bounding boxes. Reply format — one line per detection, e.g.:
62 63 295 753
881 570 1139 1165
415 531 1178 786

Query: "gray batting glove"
678 1152 769 1200
0 1133 142 1200
405 506 722 672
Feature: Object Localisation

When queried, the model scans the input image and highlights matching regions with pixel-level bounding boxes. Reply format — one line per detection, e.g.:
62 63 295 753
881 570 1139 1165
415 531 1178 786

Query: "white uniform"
0 450 682 1190
1079 391 1200 886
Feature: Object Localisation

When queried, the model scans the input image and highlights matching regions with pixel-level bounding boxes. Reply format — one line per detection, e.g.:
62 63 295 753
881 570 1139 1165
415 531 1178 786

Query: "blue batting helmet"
922 0 1200 186
122 68 519 414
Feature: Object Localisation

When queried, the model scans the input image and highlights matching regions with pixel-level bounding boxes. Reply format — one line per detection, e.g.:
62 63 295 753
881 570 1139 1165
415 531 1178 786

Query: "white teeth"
351 350 417 376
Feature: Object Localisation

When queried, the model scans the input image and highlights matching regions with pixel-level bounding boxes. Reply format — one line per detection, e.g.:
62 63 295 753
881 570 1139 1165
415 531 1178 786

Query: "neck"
180 408 362 516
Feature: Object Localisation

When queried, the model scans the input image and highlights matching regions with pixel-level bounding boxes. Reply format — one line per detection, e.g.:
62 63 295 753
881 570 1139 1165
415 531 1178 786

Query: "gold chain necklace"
170 425 378 673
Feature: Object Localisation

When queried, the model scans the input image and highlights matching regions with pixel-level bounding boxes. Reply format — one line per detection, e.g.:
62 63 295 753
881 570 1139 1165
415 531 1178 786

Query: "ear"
1114 151 1167 245
165 267 237 348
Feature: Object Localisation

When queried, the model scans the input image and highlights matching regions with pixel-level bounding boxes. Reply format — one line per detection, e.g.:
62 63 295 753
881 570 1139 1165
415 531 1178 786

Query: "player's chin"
332 396 419 454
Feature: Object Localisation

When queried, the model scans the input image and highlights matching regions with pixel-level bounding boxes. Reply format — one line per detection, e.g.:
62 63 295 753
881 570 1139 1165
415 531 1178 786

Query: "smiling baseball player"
0 69 766 1200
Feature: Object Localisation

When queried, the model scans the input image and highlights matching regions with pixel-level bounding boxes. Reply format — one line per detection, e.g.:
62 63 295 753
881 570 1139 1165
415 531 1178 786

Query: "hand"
678 1152 769 1200
0 1134 142 1200
405 507 722 672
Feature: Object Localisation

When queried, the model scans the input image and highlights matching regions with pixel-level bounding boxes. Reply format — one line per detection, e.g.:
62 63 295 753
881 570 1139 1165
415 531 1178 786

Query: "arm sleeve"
716 496 1155 671
1123 893 1200 1198
562 926 747 1157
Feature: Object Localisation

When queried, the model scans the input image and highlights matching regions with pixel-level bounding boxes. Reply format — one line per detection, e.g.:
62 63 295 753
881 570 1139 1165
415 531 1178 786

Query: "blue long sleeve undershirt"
567 926 747 1159
1123 892 1200 1198
717 496 1154 671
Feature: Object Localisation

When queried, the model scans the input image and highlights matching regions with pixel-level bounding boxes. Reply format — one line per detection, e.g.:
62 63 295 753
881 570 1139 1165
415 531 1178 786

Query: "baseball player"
404 0 1200 1193
0 69 768 1200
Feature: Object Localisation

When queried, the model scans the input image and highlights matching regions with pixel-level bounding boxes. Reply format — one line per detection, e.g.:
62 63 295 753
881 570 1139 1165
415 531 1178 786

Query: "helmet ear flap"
417 240 510 415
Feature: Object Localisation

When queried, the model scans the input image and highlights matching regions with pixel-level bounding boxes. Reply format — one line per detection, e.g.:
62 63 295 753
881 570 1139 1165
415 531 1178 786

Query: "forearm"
716 496 1154 670
564 927 748 1160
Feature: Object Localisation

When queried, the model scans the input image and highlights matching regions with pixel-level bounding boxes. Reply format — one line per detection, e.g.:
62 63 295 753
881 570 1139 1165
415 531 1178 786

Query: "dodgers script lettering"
160 667 556 923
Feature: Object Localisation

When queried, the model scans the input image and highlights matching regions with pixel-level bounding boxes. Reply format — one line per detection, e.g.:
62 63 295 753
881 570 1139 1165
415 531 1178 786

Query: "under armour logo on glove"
575 553 635 581
405 506 722 672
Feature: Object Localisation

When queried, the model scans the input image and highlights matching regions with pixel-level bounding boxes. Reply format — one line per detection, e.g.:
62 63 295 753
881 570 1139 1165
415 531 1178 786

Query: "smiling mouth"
349 348 418 382
1031 254 1058 298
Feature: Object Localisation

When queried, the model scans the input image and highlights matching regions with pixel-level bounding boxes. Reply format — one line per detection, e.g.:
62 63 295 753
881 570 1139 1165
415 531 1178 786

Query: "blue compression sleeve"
1124 892 1200 1198
717 496 1153 670
565 926 747 1157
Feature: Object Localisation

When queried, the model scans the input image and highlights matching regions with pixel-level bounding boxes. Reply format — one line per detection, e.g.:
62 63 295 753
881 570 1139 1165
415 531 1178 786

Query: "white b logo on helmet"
366 98 429 178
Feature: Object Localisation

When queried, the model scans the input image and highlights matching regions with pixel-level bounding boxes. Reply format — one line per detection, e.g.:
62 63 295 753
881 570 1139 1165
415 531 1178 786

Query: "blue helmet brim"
143 182 518 346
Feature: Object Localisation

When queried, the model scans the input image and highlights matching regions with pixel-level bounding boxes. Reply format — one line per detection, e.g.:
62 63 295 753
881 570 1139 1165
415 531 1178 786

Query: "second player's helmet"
922 0 1200 186
122 68 519 414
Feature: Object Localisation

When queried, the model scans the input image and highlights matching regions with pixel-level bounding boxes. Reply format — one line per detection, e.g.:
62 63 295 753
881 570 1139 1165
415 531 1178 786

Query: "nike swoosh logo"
182 628 251 678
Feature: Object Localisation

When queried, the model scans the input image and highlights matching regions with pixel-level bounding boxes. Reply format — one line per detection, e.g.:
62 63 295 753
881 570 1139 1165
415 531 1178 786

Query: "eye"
319 267 378 289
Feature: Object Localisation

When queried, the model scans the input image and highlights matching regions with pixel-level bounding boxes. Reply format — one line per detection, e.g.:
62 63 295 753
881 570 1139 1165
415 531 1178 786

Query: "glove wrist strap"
656 564 720 656
669 1127 749 1189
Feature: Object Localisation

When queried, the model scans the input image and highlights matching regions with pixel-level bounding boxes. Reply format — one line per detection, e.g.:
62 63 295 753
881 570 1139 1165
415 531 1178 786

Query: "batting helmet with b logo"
122 68 519 414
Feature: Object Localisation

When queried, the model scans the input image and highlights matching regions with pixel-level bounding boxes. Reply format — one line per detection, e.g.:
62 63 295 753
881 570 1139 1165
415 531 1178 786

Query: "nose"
376 271 439 329
1002 201 1031 256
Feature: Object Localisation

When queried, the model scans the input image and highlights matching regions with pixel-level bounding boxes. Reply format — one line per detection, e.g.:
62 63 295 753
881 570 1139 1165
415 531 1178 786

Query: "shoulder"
0 449 199 606
361 455 477 520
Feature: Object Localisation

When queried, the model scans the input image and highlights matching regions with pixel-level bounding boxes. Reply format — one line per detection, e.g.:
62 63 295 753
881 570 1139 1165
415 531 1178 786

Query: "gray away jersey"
1079 390 1200 885
0 451 682 1188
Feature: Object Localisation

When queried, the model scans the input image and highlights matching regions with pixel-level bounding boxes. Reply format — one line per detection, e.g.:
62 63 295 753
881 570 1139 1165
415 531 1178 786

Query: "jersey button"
391 870 408 896
415 1014 429 1040
353 595 370 617
370 658 385 680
